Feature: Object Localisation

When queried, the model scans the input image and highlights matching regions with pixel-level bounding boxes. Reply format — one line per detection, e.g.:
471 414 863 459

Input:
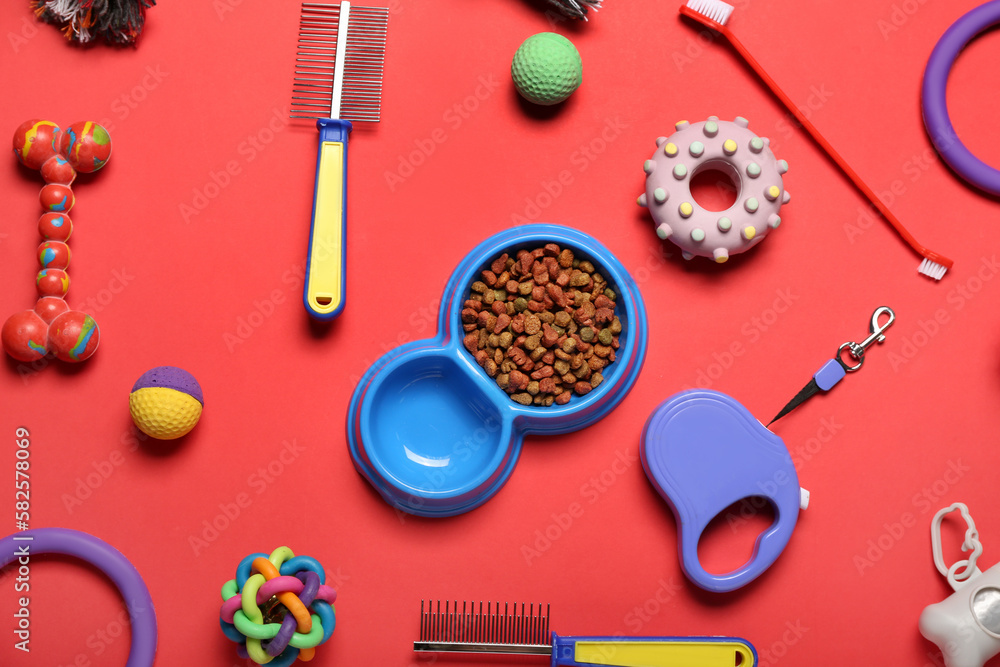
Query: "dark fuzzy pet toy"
32 0 155 45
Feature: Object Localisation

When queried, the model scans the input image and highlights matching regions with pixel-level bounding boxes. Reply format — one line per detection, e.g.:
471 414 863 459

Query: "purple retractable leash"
641 307 895 592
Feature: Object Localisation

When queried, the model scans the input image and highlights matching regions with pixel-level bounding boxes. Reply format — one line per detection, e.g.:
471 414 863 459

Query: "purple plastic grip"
922 0 1000 195
814 358 846 392
641 390 801 593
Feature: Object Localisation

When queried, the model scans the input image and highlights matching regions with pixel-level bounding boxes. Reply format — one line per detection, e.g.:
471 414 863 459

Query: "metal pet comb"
291 1 388 320
414 599 758 666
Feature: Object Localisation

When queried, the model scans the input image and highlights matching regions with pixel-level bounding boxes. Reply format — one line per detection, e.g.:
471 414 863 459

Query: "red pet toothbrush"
681 0 954 280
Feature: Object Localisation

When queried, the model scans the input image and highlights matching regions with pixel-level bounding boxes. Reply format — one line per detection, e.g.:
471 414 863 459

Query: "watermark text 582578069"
14 428 30 532
13 427 32 652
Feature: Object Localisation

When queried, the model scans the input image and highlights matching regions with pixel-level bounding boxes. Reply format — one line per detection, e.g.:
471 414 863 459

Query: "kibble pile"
462 243 622 406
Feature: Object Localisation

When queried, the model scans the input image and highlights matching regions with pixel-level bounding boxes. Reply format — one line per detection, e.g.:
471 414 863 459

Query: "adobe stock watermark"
548 577 678 667
54 607 136 667
100 65 170 130
189 439 306 556
77 268 136 316
421 416 503 492
384 74 501 191
520 448 638 565
348 297 442 390
630 243 674 284
922 644 974 667
622 577 683 633
582 581 803 667
757 620 809 667
216 0 402 20
671 0 752 72
47 593 158 667
64 64 173 138
61 427 148 514
843 144 941 245
887 256 1000 372
682 287 800 390
510 117 628 225
877 0 931 40
180 107 289 223
768 84 834 154
787 416 843 470
224 239 442 355
8 16 40 53
725 416 842 531
406 653 440 667
223 232 343 352
854 458 970 576
392 415 503 524
919 621 993 667
223 288 290 353
16 268 136 384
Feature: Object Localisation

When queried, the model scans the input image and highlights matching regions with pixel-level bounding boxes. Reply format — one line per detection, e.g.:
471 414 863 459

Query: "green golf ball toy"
511 33 582 106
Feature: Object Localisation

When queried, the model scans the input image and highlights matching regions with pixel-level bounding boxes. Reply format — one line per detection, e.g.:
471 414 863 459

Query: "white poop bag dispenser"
918 502 1000 667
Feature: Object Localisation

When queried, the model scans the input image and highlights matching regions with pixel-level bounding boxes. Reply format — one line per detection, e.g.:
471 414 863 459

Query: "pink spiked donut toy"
637 116 790 263
2 120 111 364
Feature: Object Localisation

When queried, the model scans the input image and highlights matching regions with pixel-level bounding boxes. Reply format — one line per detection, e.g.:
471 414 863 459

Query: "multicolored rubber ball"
220 547 338 666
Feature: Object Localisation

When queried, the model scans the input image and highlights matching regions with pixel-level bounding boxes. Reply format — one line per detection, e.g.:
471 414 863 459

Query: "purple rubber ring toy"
922 0 1000 196
0 528 157 667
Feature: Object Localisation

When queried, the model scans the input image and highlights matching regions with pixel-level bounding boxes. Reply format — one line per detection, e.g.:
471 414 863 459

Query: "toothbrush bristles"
919 258 947 281
685 0 734 25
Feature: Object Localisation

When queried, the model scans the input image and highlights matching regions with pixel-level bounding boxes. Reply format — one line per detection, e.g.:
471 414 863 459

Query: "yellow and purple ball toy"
129 367 204 440
220 547 337 667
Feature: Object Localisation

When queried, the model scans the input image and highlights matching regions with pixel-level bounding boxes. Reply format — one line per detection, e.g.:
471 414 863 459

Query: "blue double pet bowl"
347 224 648 517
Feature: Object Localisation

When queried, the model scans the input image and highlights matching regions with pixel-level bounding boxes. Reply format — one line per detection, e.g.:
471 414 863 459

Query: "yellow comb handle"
304 118 352 320
554 634 756 667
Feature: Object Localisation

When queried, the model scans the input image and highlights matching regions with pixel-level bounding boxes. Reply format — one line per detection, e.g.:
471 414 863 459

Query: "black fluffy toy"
547 0 602 20
32 0 155 45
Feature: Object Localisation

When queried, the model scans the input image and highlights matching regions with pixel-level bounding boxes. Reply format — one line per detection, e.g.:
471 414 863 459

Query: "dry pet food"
461 243 622 406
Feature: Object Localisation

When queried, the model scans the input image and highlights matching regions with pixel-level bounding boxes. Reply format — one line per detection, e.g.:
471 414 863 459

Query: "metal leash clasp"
838 306 895 372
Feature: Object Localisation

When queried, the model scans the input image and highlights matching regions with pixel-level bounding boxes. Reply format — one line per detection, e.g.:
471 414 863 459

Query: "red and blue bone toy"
2 120 111 364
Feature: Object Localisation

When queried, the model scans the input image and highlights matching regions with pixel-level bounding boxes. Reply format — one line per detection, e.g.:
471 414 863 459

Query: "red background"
2 0 1000 665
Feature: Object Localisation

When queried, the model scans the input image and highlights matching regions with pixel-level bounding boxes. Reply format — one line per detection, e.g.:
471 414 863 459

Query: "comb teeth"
291 2 388 123
415 600 551 654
